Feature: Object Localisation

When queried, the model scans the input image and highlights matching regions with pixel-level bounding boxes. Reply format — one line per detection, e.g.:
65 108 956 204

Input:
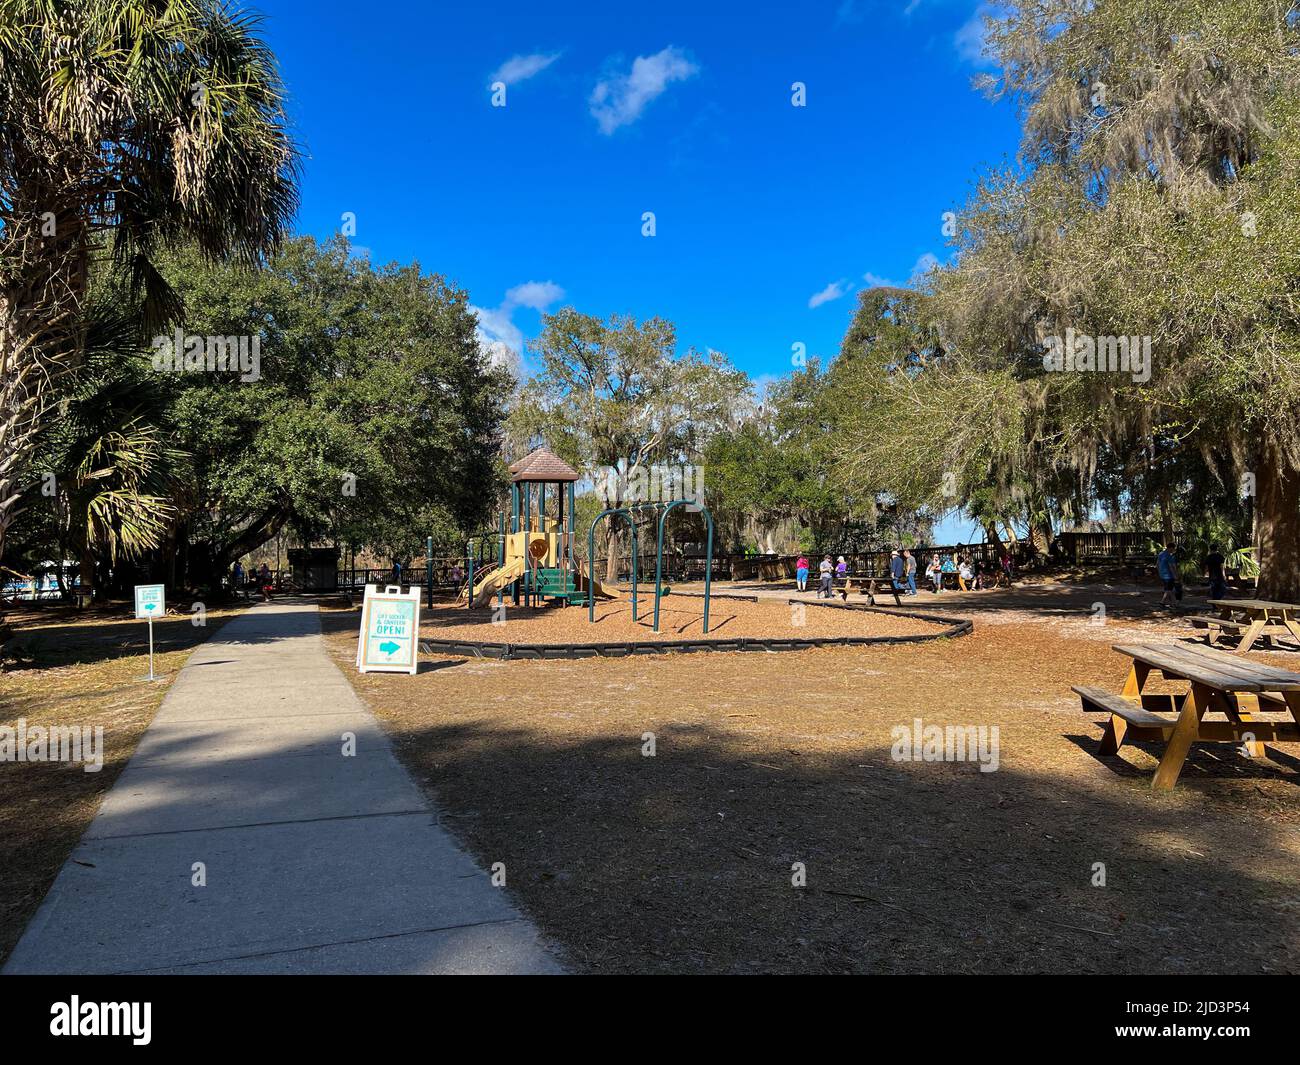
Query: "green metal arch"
642 499 714 634
587 508 639 623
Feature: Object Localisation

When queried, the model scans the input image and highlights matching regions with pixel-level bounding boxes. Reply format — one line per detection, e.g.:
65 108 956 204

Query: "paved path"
3 601 562 974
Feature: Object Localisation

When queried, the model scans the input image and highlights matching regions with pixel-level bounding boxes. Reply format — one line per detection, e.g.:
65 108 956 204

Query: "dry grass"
0 600 247 965
323 587 1300 975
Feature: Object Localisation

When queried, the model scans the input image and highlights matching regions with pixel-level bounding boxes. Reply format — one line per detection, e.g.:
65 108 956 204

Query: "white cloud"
910 252 940 280
490 52 561 87
808 279 851 309
862 253 941 291
504 280 565 310
589 46 699 135
470 280 566 376
955 4 998 67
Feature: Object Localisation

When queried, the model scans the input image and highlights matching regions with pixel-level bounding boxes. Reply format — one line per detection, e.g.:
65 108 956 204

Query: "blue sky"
255 0 1019 540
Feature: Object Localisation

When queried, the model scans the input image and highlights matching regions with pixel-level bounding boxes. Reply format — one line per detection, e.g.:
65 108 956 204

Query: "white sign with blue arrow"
134 584 165 619
134 584 166 680
357 584 421 675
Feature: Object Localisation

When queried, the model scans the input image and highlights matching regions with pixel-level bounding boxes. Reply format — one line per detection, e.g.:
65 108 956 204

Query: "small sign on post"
134 583 165 681
356 584 421 675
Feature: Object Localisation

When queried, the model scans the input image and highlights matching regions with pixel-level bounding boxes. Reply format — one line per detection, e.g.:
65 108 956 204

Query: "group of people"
794 554 848 598
230 561 275 601
888 549 1005 594
794 548 1016 597
1157 542 1229 610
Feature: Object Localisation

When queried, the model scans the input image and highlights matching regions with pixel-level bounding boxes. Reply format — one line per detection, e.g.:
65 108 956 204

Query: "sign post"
134 584 166 681
357 584 421 675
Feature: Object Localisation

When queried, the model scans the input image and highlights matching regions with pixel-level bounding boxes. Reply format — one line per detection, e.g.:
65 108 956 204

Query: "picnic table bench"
1074 642 1300 790
1187 599 1300 653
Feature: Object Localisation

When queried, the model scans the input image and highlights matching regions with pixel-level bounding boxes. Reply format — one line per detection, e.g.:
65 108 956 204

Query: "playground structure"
457 446 717 633
460 448 594 609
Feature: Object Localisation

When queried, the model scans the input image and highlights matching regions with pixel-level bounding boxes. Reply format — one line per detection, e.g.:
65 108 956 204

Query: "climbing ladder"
528 566 587 605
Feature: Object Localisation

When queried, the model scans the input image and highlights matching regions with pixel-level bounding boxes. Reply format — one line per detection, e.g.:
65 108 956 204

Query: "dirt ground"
424 594 951 643
0 600 247 965
323 578 1300 975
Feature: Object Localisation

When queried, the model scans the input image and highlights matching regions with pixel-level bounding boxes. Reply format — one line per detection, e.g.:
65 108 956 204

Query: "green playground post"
510 483 520 605
466 539 475 611
567 481 576 575
649 499 714 634
425 535 433 608
523 484 531 607
497 511 505 609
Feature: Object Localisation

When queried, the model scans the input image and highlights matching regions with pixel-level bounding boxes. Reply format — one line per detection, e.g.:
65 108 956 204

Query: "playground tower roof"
509 447 579 483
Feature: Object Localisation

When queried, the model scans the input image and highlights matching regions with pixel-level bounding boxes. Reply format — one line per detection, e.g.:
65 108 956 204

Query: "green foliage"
827 1 1300 593
155 237 508 568
0 0 299 567
510 307 749 487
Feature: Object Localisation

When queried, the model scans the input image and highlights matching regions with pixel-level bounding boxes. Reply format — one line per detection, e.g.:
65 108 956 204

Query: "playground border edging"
418 602 972 661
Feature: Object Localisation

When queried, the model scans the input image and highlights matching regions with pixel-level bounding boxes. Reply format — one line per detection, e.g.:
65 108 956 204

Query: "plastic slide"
469 557 525 608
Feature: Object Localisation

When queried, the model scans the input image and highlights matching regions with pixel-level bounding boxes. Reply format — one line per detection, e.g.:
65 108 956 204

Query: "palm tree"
60 418 181 595
0 0 299 576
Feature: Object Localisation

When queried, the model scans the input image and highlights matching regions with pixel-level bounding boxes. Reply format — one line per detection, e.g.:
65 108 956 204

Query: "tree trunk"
1254 437 1300 601
212 505 289 574
604 525 621 584
1158 490 1176 546
78 543 95 606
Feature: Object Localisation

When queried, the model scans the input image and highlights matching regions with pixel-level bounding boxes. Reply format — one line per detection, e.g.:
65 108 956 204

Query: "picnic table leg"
1152 682 1211 791
1100 663 1149 754
1279 616 1300 647
1283 692 1300 731
1235 618 1267 654
1221 693 1266 758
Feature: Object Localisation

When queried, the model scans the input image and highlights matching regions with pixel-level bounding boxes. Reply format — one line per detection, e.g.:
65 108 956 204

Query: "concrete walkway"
3 601 562 974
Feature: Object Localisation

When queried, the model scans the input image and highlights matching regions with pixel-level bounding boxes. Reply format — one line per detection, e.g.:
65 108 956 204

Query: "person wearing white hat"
889 549 905 593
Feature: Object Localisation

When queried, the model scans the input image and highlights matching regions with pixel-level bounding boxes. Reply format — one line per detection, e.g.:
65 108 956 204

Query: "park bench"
1185 614 1249 645
1071 686 1179 731
846 576 904 606
1200 599 1300 653
1074 642 1300 789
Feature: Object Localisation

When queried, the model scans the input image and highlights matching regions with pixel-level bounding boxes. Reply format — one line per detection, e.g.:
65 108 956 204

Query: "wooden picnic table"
1191 599 1300 653
1073 642 1300 790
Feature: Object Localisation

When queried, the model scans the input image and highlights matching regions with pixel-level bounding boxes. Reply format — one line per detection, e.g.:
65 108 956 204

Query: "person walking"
258 562 273 601
796 554 810 593
1157 543 1179 610
1204 544 1227 601
232 560 245 600
818 555 834 599
903 549 918 595
927 554 943 593
889 549 905 593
